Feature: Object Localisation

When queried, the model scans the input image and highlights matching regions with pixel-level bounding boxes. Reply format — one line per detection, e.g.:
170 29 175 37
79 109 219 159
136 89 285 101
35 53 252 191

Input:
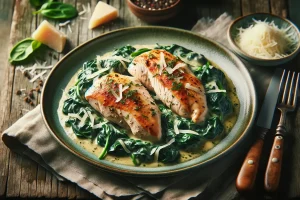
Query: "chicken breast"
128 49 208 123
85 73 162 142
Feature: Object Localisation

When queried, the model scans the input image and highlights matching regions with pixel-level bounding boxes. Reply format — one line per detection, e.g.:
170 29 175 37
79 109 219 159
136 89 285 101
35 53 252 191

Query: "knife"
236 68 283 193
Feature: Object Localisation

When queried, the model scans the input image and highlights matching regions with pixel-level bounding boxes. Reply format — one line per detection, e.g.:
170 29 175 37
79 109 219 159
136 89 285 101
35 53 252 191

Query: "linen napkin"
2 13 237 200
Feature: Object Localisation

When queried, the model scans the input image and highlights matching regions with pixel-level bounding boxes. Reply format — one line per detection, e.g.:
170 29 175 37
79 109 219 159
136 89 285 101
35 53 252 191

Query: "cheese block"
32 20 66 53
88 1 118 29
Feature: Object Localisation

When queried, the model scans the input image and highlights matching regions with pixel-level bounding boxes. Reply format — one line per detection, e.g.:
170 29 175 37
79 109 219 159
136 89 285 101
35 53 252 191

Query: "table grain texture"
0 0 299 199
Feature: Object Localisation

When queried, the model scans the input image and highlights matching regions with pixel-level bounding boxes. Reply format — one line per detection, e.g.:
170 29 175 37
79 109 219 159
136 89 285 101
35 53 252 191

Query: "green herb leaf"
33 2 78 20
130 48 151 57
171 82 182 91
9 38 42 63
30 0 50 8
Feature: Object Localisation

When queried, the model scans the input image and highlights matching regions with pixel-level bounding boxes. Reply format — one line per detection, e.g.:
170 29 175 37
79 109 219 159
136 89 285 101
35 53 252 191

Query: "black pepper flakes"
131 0 179 10
24 97 30 103
36 87 41 93
38 80 43 86
16 90 22 95
29 91 34 99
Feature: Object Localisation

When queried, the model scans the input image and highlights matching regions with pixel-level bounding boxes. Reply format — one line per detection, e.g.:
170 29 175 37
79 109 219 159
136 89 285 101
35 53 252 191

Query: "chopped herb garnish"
134 106 141 111
167 60 175 68
142 114 148 119
153 73 159 78
125 114 129 120
171 82 183 91
149 53 155 59
150 108 156 116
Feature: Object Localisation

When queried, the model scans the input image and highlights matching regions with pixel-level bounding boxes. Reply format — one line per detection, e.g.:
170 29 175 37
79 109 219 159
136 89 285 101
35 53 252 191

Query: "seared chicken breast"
85 73 162 142
128 49 208 123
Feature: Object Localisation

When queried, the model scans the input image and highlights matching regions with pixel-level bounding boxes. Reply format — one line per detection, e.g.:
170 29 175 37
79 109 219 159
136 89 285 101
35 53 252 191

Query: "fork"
264 70 300 192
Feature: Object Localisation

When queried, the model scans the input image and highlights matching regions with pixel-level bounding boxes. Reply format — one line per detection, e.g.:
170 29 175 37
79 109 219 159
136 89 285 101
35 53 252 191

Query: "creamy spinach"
61 44 237 166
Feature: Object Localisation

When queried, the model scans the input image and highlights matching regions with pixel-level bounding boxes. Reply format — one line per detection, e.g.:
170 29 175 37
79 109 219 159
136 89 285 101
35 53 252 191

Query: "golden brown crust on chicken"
129 49 208 123
85 73 161 142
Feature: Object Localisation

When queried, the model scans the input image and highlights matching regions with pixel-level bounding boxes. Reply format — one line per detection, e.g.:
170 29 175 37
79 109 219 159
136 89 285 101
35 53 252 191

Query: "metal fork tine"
278 69 286 101
281 71 291 104
293 73 300 107
287 72 296 105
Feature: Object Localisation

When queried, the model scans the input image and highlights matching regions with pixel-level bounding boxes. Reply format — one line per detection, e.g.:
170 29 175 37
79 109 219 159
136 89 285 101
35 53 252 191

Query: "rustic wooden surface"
0 0 299 199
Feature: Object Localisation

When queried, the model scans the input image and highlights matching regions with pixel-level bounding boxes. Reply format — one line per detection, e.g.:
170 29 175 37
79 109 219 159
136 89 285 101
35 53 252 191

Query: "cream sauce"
57 45 240 167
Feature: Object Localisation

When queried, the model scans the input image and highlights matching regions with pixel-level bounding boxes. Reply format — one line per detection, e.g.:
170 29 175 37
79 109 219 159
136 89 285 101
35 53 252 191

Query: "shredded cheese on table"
29 70 47 83
59 21 71 27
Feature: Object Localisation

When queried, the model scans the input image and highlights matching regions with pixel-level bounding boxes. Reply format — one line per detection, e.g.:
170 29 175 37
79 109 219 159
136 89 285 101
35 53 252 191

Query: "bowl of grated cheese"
227 13 300 66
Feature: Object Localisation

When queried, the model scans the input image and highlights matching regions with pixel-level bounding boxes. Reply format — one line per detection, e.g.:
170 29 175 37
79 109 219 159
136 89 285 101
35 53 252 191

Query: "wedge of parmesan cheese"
32 20 66 53
88 1 118 29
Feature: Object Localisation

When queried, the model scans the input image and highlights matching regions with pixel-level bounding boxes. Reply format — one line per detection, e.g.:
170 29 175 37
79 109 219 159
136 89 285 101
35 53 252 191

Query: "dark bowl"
126 0 182 23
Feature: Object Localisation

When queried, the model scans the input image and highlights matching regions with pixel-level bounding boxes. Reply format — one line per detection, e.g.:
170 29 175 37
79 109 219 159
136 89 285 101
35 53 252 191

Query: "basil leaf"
9 38 42 63
29 0 49 8
34 2 78 19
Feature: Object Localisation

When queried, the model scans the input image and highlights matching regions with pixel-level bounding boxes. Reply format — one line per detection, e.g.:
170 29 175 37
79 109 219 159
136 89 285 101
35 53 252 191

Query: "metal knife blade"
256 68 283 129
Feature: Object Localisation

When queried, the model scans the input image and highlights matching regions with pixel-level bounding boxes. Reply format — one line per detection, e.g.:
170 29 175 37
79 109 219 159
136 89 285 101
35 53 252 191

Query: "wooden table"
0 0 299 199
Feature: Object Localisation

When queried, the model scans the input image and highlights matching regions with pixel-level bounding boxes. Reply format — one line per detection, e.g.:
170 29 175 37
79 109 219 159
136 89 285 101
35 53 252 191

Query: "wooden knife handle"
236 128 268 193
264 126 286 192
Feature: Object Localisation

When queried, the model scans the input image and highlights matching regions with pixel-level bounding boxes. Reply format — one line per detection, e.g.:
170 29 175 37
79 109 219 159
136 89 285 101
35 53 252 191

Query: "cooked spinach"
112 45 136 58
33 2 78 20
62 44 234 166
9 38 42 63
155 44 208 65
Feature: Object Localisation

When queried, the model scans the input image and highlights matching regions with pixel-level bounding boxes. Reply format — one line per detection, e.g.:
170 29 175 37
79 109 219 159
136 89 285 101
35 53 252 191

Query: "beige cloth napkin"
2 13 236 200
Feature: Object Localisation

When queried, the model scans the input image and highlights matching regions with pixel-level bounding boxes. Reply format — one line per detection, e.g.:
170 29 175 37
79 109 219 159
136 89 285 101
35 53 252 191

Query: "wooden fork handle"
236 128 268 193
264 126 286 192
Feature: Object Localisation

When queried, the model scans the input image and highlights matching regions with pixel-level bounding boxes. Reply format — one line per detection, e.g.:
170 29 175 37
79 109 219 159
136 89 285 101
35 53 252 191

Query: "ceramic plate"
41 27 257 176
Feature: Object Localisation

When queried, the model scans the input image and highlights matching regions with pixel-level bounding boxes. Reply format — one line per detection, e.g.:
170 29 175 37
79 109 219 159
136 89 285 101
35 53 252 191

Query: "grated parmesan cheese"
29 70 47 83
59 20 71 27
118 139 131 153
78 108 88 127
68 24 72 33
85 67 110 79
92 121 108 129
205 81 226 93
173 119 180 135
235 19 295 59
178 130 200 135
165 63 186 74
86 110 94 127
79 10 86 16
111 84 129 103
153 138 175 162
159 52 167 75
185 83 202 94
